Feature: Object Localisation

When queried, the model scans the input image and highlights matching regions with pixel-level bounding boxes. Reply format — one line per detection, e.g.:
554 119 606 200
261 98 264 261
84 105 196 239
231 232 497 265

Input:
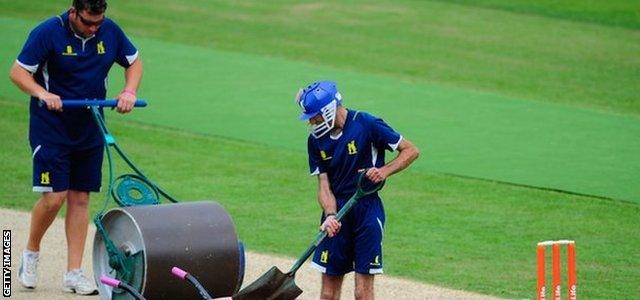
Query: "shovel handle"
289 171 384 274
335 170 385 221
354 169 386 197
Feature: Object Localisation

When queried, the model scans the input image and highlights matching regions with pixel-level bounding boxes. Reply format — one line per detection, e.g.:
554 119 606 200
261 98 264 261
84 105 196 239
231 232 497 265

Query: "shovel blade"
266 275 302 300
233 266 299 300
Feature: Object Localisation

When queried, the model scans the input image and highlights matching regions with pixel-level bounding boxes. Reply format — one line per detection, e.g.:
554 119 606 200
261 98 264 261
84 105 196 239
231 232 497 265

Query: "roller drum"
93 201 241 299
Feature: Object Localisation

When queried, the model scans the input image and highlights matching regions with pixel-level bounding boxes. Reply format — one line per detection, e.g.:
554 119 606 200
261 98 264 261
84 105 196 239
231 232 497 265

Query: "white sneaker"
62 269 99 295
18 250 39 288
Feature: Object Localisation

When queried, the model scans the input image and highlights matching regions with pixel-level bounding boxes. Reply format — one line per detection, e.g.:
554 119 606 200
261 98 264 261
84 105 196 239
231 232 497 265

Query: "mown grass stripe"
2 16 639 202
1 98 639 298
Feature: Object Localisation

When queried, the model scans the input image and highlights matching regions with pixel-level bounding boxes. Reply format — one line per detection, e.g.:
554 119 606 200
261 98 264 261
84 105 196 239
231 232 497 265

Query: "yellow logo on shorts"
320 250 329 263
40 172 50 185
347 140 357 155
370 255 381 266
97 41 106 54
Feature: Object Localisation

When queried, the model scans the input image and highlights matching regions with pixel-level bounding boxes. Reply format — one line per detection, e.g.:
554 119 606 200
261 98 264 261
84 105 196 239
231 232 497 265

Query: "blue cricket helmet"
295 80 343 138
297 81 342 120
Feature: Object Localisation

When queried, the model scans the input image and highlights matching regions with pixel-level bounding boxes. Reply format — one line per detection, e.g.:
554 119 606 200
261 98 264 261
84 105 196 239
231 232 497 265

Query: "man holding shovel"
297 80 419 299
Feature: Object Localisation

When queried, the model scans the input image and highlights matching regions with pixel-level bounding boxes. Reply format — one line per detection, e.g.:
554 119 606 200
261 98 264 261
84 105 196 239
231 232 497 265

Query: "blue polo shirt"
17 11 138 148
307 109 402 200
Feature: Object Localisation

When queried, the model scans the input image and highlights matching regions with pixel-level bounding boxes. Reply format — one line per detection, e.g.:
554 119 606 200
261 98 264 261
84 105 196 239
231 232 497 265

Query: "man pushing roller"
9 0 142 295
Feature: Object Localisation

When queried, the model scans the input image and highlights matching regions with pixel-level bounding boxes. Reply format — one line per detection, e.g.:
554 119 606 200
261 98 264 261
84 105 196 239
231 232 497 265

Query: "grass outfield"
443 0 640 29
1 17 639 202
1 99 639 298
3 0 639 116
1 0 639 298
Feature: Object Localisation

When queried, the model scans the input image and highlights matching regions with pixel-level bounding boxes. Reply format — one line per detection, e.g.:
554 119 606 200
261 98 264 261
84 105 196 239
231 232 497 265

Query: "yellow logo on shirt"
40 172 50 185
97 41 106 54
320 250 329 263
320 151 332 161
347 140 358 155
62 45 77 56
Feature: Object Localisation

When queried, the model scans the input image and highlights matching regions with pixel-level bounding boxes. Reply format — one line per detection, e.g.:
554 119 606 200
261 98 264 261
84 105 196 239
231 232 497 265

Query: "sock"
24 249 39 258
66 269 82 276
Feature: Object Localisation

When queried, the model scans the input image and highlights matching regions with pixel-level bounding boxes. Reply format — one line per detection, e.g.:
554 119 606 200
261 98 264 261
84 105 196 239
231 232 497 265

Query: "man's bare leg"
65 190 90 271
355 273 375 300
321 274 345 300
26 191 67 251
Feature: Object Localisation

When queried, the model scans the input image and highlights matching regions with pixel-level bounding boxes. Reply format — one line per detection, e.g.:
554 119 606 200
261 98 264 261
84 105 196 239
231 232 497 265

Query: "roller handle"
38 99 148 108
62 99 148 107
100 275 121 288
171 267 215 300
171 266 189 280
99 275 146 300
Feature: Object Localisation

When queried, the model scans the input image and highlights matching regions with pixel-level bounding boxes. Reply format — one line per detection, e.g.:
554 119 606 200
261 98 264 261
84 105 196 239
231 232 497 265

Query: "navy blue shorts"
31 143 104 193
311 195 385 275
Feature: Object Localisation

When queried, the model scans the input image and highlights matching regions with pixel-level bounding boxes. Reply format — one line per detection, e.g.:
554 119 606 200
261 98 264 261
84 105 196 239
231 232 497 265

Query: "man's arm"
317 173 341 237
116 58 143 113
366 138 420 183
9 62 62 111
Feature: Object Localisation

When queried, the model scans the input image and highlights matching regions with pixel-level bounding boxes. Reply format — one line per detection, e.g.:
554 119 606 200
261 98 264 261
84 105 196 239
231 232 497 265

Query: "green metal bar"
288 172 384 274
90 107 178 203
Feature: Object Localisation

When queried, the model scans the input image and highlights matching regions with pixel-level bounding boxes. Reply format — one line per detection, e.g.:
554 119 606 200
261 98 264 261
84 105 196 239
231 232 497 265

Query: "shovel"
233 171 385 300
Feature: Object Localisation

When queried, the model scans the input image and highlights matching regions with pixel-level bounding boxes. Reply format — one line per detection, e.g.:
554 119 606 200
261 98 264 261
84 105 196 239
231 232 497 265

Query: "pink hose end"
171 266 188 280
100 275 121 288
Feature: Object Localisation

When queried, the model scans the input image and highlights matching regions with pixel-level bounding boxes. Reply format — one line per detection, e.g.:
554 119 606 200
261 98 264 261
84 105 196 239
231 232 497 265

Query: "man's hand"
116 89 136 113
38 91 63 112
320 215 341 238
365 167 388 184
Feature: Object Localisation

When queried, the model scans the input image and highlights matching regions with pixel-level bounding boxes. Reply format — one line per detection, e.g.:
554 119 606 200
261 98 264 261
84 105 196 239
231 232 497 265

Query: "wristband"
325 212 336 218
121 89 137 97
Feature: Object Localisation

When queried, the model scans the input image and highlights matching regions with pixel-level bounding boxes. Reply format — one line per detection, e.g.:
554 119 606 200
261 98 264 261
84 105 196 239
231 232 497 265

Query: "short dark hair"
73 0 107 15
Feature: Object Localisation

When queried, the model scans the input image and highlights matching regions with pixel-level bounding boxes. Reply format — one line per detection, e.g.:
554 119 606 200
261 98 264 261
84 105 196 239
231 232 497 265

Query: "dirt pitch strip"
2 208 497 299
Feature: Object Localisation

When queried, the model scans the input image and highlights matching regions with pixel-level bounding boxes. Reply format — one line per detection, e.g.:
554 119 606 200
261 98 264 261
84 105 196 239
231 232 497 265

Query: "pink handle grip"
171 267 188 280
100 275 121 288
